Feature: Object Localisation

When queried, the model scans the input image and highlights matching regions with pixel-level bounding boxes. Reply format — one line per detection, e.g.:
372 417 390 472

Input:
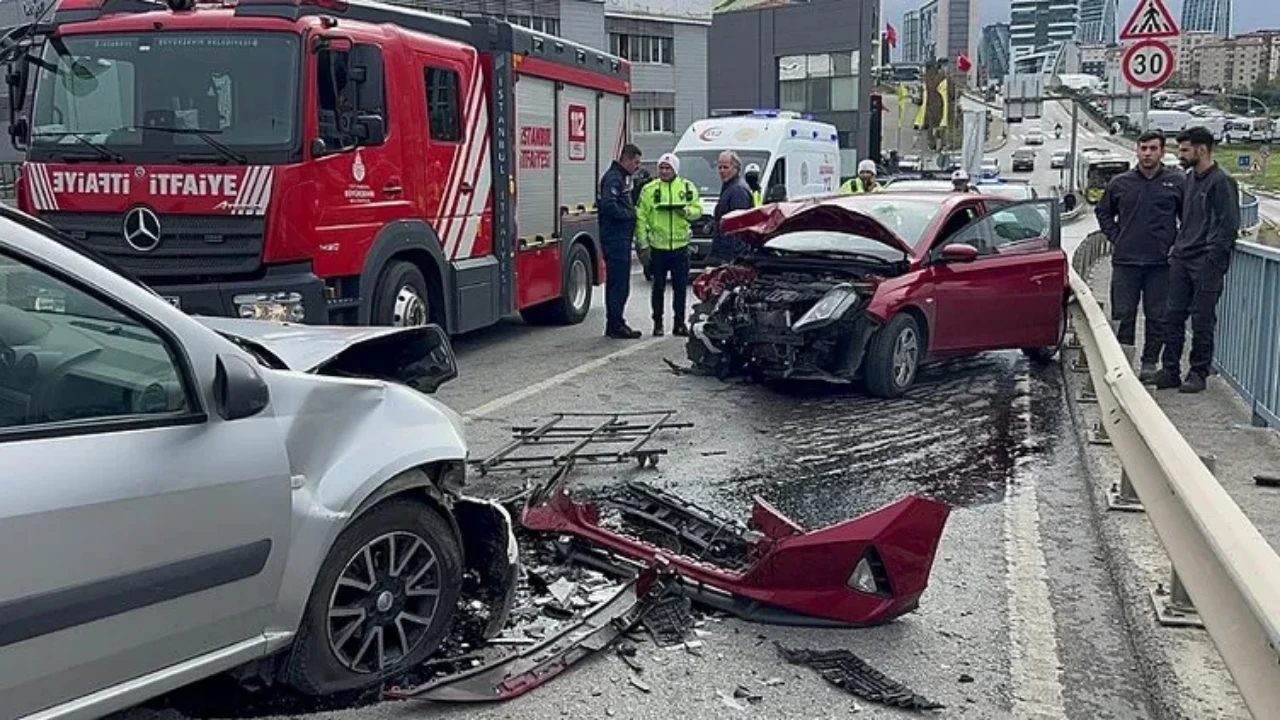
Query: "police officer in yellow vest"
841 159 885 193
636 153 702 337
744 163 763 206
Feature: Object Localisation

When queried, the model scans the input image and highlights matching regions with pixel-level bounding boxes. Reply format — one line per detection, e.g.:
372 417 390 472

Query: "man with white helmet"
951 169 974 192
841 159 883 193
744 163 763 206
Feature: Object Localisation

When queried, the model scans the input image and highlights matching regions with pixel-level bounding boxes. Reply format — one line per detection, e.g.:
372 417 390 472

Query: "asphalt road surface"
110 182 1155 719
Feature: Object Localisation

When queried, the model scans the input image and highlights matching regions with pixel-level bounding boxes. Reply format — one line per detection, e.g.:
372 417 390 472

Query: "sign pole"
1068 100 1080 194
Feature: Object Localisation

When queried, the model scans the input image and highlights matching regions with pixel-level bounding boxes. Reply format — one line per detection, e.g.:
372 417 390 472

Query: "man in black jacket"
1155 126 1241 393
1095 130 1185 382
709 150 755 263
597 144 644 339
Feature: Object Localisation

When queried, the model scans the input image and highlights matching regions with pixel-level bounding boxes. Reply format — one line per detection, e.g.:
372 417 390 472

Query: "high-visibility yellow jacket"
751 189 763 207
636 176 702 251
841 177 885 194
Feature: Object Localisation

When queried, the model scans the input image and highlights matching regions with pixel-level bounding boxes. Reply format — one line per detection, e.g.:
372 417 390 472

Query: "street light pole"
1067 99 1080 196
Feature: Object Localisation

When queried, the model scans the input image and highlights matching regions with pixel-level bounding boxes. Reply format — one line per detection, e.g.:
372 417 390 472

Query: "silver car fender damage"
257 372 516 649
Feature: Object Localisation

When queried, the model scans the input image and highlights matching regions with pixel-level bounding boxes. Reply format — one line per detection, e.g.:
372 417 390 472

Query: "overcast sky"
886 0 1269 38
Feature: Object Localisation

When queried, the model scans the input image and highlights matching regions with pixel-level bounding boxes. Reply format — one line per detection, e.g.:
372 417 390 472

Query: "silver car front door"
0 247 292 718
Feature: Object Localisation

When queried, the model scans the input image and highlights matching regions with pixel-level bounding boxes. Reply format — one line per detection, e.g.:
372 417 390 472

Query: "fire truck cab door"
310 40 408 282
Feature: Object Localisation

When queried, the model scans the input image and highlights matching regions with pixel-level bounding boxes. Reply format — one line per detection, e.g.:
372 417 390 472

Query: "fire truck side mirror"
9 117 28 149
6 61 29 113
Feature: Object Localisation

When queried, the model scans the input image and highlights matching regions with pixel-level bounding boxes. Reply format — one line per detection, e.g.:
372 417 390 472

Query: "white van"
673 110 841 264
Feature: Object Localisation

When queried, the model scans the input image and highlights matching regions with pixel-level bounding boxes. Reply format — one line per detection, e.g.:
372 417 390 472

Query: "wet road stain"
708 352 1066 528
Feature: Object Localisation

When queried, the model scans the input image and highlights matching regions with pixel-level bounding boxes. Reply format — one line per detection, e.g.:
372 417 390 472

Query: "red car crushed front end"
520 466 952 627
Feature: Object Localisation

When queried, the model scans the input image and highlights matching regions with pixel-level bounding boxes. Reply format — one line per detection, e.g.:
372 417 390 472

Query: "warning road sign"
1122 40 1176 90
1120 0 1180 41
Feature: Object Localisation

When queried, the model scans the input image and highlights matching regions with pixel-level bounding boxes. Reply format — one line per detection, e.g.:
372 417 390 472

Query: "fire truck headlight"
234 292 306 323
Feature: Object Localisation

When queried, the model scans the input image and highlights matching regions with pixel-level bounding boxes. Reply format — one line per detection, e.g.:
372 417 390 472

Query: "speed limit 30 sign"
1122 39 1175 89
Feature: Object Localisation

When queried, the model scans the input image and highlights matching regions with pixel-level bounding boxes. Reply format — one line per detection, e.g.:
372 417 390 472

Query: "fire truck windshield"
30 32 300 164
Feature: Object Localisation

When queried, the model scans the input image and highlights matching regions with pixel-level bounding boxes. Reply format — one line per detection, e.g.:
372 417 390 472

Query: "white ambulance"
672 110 842 265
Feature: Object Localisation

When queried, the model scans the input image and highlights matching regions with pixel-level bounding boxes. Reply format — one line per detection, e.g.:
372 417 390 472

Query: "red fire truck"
3 0 630 331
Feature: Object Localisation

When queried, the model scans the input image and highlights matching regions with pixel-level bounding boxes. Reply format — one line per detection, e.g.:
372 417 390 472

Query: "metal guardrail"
1217 237 1280 429
1240 189 1260 230
1070 232 1280 718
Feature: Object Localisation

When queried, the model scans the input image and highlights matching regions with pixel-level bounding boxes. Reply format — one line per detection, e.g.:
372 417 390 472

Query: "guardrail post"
1108 467 1145 512
1089 416 1112 445
1150 455 1216 628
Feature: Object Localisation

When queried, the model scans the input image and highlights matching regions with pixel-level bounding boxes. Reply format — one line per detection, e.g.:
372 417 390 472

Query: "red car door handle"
459 182 474 194
383 182 403 196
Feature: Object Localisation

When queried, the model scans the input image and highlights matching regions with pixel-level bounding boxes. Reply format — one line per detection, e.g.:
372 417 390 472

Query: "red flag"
886 23 898 48
956 53 972 72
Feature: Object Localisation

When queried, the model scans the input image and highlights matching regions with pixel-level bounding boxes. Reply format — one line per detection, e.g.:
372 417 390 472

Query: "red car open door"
926 199 1066 352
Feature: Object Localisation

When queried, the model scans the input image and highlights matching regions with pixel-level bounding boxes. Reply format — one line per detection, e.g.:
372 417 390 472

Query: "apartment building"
1192 30 1280 90
415 0 711 163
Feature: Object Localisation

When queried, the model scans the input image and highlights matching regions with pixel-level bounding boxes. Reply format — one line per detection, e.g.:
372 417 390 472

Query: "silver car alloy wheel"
392 286 428 327
892 327 920 388
326 531 443 674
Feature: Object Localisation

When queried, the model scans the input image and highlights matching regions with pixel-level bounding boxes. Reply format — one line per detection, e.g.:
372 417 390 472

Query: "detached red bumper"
520 467 951 626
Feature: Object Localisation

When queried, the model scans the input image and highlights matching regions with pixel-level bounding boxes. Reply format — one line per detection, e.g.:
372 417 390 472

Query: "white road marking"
1005 374 1068 718
463 336 668 420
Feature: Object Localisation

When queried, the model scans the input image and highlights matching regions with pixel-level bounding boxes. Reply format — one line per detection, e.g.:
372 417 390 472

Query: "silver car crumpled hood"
195 317 458 395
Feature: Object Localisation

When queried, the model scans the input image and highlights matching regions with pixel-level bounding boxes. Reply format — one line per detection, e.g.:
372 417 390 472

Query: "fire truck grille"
42 212 265 279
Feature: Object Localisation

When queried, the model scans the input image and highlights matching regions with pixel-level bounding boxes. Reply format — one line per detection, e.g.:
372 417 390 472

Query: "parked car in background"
1012 147 1037 172
0 207 518 718
899 155 922 172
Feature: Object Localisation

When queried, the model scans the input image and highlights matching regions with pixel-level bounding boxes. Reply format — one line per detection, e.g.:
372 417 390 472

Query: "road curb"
1060 265 1251 720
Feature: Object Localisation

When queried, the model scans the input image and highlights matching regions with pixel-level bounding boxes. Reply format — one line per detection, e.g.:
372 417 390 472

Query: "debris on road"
386 571 672 702
386 416 952 708
521 463 952 626
1254 473 1280 488
471 411 692 475
777 644 945 711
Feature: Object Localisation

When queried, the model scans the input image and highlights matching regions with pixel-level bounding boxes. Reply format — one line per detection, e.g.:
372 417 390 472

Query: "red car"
685 192 1068 397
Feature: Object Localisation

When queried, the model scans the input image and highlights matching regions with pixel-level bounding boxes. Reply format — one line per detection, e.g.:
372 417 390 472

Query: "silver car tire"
281 499 462 695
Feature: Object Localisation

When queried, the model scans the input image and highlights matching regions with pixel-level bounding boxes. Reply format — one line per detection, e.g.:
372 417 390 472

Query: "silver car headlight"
791 283 860 333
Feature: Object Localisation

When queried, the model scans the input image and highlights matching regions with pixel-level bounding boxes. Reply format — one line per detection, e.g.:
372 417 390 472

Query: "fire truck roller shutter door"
358 220 454 329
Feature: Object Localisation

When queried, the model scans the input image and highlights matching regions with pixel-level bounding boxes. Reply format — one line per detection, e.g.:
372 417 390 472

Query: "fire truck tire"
520 241 593 326
372 261 432 327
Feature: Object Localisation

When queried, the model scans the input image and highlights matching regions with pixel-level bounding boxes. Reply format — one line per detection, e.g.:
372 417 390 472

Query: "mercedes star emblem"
123 206 162 252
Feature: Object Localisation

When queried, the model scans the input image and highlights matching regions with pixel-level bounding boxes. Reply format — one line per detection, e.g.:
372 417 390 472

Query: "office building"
418 0 711 163
1078 0 1117 46
1181 0 1232 37
903 0 976 76
708 0 878 165
1010 0 1079 60
903 9 923 63
979 22 1012 81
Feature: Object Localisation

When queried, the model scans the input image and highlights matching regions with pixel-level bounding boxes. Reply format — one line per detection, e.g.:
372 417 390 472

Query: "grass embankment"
1218 143 1280 192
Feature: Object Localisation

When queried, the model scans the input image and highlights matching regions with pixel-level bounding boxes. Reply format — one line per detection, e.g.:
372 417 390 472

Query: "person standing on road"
1094 130 1186 383
1155 126 1241 394
597 144 644 339
709 150 755 263
744 163 763 207
950 169 974 192
841 159 884 193
636 153 701 337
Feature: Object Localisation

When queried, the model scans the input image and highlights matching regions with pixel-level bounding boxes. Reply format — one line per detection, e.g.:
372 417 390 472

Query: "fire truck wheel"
520 241 593 325
373 261 432 327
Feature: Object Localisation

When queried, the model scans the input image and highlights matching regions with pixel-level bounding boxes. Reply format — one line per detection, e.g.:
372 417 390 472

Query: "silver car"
0 208 517 718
